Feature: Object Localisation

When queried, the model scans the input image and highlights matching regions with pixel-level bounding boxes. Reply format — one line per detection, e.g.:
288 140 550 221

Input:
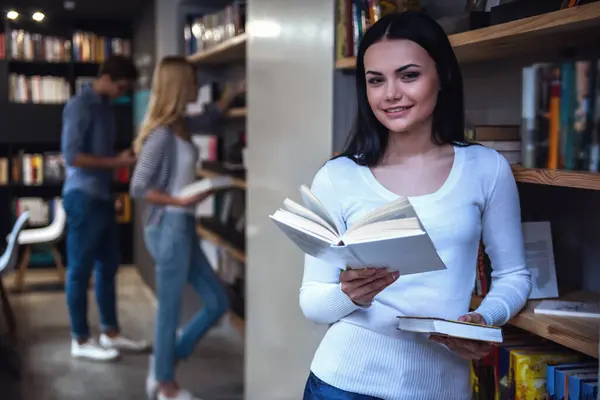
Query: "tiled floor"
2 266 244 400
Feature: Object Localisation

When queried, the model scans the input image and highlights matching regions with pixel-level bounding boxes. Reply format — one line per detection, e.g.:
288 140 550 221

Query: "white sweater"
299 144 532 400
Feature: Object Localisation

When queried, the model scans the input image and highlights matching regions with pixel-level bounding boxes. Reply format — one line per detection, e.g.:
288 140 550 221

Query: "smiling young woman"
299 11 532 400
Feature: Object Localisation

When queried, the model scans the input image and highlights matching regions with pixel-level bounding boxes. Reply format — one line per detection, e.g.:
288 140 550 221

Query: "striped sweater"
130 104 222 226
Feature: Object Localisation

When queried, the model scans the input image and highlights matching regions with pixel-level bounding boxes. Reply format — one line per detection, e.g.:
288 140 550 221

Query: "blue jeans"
144 211 229 382
303 372 383 400
63 189 120 340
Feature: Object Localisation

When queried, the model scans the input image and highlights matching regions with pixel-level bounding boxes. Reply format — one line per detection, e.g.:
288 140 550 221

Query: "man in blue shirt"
61 55 147 361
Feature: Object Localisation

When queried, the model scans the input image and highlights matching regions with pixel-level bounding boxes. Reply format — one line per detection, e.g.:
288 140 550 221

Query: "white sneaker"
71 338 119 361
158 389 203 400
99 333 149 352
146 355 158 400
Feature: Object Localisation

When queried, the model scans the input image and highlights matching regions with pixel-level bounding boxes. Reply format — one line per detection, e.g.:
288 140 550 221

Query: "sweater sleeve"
475 152 532 326
298 164 362 324
130 129 169 199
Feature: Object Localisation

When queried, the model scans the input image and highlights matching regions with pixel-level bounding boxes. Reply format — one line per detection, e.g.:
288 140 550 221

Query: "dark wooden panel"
6 103 64 144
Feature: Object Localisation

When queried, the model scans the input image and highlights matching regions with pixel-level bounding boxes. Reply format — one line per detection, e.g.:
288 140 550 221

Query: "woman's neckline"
357 144 465 204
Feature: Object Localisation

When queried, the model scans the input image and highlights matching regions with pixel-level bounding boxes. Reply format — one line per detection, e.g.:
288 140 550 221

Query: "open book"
177 176 234 198
269 185 446 275
397 316 503 343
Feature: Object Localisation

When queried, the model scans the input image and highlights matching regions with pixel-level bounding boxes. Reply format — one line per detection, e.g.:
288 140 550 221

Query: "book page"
342 217 422 243
270 216 352 265
522 221 558 299
345 232 446 274
299 185 341 235
270 209 339 244
348 196 417 234
281 198 337 235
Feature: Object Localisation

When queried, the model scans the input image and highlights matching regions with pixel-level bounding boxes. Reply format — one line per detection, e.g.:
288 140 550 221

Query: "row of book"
335 0 421 60
0 153 130 186
8 75 105 104
471 327 597 400
0 31 71 62
0 30 131 63
72 31 131 63
9 74 70 104
521 59 600 172
13 194 132 226
184 0 246 56
466 125 521 165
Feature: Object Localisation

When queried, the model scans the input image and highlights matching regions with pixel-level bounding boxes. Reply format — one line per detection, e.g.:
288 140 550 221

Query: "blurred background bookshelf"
182 0 247 325
0 13 135 275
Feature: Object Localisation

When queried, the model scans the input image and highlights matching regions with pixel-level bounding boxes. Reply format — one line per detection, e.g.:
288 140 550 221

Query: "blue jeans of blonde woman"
144 211 229 382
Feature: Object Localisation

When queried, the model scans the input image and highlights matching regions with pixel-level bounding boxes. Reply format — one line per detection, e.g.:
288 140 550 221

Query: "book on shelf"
522 221 558 300
72 31 131 62
269 185 446 274
4 30 72 62
474 221 558 300
114 193 131 223
184 0 246 56
465 125 522 165
12 197 62 227
521 59 600 172
534 300 600 318
0 157 8 185
9 74 70 104
336 0 409 60
396 316 503 343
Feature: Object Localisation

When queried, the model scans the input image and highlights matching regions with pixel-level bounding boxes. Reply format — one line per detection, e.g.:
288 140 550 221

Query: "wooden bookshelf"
512 166 600 191
336 56 357 70
196 222 246 263
187 33 247 65
471 292 599 359
335 1 600 69
227 107 247 118
229 312 245 335
197 168 247 189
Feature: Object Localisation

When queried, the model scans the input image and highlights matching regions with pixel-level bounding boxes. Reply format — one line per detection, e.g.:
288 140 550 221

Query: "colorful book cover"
510 347 584 399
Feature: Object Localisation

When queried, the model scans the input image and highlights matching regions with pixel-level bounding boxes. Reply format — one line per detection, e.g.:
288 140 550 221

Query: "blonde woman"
130 56 244 400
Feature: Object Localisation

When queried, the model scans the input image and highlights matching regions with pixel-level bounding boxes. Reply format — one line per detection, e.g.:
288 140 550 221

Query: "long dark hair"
336 11 471 167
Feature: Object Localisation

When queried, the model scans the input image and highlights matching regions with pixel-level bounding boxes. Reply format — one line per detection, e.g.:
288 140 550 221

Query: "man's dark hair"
99 55 138 82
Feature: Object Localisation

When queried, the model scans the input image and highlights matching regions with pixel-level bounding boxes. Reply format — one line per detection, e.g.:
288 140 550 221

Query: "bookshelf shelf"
187 33 247 65
335 1 600 69
197 168 247 189
471 292 599 359
196 222 246 263
229 312 245 335
227 107 247 118
512 165 600 191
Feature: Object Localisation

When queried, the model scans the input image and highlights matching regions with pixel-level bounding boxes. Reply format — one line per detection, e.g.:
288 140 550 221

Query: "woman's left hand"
429 313 493 360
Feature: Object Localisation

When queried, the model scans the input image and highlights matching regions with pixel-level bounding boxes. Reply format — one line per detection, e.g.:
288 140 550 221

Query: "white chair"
13 198 66 291
0 211 30 339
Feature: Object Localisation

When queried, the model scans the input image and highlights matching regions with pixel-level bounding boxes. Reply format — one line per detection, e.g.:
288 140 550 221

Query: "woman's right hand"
340 267 399 306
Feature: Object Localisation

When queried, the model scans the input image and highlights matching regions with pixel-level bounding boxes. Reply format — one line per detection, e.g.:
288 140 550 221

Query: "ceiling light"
64 1 76 10
6 10 18 20
32 11 45 22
